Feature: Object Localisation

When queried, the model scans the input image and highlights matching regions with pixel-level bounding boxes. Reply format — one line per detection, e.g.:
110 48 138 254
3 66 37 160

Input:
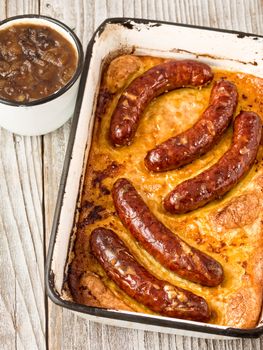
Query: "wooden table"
1 0 263 349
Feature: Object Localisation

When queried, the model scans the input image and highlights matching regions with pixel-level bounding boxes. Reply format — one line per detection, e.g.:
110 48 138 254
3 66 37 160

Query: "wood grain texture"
0 0 46 348
0 133 45 350
1 0 263 349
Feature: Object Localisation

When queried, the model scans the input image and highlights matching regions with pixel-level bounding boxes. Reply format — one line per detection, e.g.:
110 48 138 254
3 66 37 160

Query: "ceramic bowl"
0 15 84 136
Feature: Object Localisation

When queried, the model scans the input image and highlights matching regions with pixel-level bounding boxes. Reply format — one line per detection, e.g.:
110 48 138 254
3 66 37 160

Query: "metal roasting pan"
45 18 263 339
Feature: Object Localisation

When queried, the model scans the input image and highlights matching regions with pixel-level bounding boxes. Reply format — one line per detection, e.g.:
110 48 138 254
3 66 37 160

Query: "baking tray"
45 18 263 339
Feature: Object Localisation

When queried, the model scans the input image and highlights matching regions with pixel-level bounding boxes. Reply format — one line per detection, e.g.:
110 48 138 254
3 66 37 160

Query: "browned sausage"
145 80 238 172
110 60 213 146
164 111 262 214
90 227 210 322
112 178 223 287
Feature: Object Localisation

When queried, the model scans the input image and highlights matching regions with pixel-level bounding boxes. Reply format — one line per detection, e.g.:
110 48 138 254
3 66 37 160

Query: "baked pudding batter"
68 54 263 328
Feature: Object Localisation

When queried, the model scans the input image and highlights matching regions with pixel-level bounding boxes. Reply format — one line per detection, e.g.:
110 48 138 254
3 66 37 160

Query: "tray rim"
45 17 263 339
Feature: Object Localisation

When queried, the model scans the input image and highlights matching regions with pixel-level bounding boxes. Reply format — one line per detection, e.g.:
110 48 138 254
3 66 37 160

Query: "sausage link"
164 111 262 214
112 178 223 287
110 60 213 146
145 80 238 172
90 227 210 322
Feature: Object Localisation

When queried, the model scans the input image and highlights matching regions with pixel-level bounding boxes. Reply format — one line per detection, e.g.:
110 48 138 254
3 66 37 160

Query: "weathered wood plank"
0 2 46 349
0 134 45 350
40 0 263 349
5 0 39 16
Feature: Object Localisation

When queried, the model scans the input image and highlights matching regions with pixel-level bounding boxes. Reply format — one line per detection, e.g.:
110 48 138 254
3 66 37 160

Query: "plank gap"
41 135 49 350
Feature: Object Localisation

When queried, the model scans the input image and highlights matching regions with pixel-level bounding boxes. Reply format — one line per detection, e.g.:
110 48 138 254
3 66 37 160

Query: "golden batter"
68 55 263 328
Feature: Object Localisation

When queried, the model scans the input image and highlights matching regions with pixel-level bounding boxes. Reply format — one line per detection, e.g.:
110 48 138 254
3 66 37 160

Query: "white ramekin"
0 15 84 136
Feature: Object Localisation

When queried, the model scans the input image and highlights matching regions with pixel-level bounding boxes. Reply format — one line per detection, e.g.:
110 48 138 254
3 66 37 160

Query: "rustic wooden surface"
0 0 263 349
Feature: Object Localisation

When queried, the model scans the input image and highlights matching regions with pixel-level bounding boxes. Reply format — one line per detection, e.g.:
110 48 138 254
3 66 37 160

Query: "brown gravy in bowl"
0 23 77 102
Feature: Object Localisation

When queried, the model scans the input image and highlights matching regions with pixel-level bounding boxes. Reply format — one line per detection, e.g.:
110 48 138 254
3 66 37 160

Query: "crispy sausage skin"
90 227 210 322
164 111 262 214
112 178 223 287
145 80 238 172
110 60 213 147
